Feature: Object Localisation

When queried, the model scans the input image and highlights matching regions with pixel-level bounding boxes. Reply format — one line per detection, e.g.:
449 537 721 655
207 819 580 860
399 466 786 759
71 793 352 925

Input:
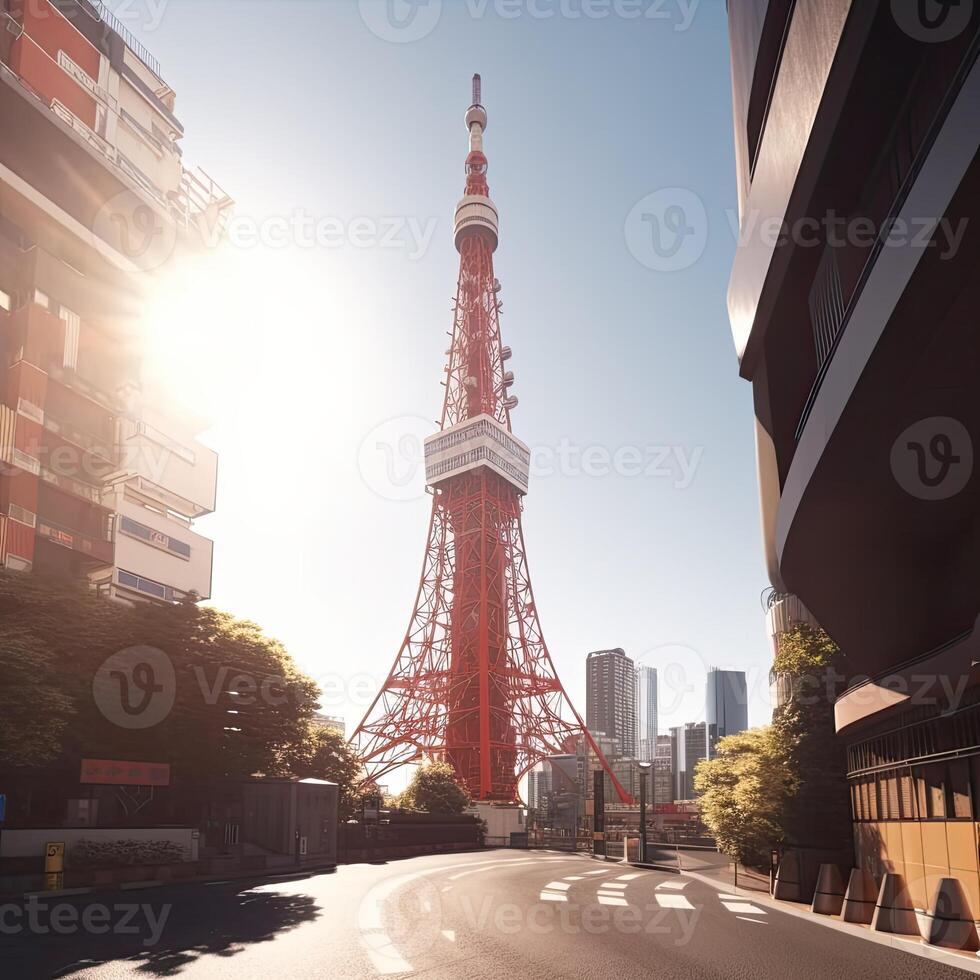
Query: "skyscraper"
705 669 748 757
586 648 636 758
635 665 657 761
670 722 707 801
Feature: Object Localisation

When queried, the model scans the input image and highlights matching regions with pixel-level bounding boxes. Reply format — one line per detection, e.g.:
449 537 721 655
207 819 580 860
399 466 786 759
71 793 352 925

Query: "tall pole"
639 767 648 864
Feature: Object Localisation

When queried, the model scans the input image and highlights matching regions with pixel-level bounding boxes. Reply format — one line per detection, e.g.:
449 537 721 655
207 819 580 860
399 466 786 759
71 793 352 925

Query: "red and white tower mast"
353 76 631 805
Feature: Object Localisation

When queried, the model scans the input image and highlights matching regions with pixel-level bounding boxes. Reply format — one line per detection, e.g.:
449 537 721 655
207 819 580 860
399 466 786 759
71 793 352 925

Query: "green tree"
0 626 75 767
0 571 320 782
694 727 795 866
771 624 852 853
695 624 853 865
396 760 471 814
279 724 367 819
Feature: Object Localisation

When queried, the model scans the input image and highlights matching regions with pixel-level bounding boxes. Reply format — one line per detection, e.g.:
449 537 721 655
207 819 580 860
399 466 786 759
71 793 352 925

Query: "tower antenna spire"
472 72 482 106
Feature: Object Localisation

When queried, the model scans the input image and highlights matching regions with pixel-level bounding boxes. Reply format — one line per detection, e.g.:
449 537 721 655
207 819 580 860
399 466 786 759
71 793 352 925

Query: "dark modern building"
727 0 980 937
705 668 748 757
586 648 636 757
669 722 707 802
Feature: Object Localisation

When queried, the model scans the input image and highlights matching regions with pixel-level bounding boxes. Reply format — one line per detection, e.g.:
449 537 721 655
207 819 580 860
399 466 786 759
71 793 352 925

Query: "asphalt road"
0 850 972 979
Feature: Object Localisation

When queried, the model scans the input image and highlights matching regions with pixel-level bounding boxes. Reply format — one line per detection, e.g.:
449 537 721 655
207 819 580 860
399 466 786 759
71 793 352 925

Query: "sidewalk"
681 864 980 976
1 858 338 902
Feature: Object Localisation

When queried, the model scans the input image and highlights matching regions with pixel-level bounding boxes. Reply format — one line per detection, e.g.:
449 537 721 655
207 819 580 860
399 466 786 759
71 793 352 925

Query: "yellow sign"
43 843 65 891
44 842 65 873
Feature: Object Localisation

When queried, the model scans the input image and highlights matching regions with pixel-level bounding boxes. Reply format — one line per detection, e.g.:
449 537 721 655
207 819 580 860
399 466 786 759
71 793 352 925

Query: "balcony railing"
86 1 162 79
0 61 233 238
43 413 116 464
37 517 113 564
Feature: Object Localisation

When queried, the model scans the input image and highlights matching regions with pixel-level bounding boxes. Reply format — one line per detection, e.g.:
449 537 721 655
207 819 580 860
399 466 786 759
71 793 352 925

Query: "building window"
118 569 167 599
118 515 191 559
0 288 10 312
60 307 80 370
949 758 972 819
914 763 947 819
8 504 37 528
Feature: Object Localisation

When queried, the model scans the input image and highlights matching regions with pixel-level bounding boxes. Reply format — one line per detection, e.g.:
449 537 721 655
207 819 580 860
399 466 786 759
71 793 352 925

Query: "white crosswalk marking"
616 873 643 881
539 891 567 902
596 895 628 906
655 880 687 890
655 893 695 910
722 901 766 915
544 881 571 891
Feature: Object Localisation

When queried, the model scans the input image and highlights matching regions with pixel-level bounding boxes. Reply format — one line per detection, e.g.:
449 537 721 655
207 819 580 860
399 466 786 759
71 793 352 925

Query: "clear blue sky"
123 0 770 766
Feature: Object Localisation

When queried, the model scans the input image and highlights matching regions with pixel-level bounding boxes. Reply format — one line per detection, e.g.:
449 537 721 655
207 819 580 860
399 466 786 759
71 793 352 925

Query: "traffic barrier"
773 849 802 902
840 868 877 924
870 873 918 936
918 877 979 951
811 863 846 916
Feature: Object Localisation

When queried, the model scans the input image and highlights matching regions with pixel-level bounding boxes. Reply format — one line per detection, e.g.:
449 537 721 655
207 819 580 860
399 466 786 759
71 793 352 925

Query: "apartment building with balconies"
727 0 980 944
0 0 230 603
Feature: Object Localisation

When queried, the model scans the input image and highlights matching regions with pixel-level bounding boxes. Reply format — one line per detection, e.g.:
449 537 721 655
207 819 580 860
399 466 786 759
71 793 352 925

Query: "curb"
681 868 980 975
5 862 338 902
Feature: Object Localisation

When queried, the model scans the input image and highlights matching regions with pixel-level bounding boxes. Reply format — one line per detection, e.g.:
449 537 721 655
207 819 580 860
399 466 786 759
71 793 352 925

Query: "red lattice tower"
353 76 631 804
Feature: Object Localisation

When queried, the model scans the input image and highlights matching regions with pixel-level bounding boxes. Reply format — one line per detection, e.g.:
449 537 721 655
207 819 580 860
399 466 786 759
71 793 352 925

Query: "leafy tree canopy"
0 571 320 783
277 724 367 819
694 727 795 866
394 760 471 814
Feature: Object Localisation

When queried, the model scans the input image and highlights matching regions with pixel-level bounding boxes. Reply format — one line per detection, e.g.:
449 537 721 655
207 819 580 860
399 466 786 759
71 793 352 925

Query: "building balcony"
42 413 116 466
106 489 213 600
36 516 113 564
117 417 216 518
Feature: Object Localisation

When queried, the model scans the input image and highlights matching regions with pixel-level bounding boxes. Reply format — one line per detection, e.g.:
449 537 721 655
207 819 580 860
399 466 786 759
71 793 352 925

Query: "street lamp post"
637 761 652 864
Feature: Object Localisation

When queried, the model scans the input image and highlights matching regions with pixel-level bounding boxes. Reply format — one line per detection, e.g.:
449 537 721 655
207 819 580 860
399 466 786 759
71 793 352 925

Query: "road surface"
1 850 970 978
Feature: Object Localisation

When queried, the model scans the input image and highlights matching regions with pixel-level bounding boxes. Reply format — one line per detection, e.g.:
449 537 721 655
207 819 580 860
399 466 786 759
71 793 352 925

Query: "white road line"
596 895 628 906
655 881 688 890
544 881 571 891
736 915 768 924
447 859 537 880
357 855 544 974
722 901 766 915
539 891 567 902
563 875 585 881
616 873 643 881
601 882 628 890
582 869 612 875
441 929 456 941
655 894 695 910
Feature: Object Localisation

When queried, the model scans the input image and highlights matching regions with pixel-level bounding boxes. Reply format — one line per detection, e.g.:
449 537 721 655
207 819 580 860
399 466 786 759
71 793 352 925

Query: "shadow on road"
2 884 322 979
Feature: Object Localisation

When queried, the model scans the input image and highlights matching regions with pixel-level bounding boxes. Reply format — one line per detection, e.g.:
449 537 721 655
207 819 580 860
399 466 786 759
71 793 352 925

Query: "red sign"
80 759 171 786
